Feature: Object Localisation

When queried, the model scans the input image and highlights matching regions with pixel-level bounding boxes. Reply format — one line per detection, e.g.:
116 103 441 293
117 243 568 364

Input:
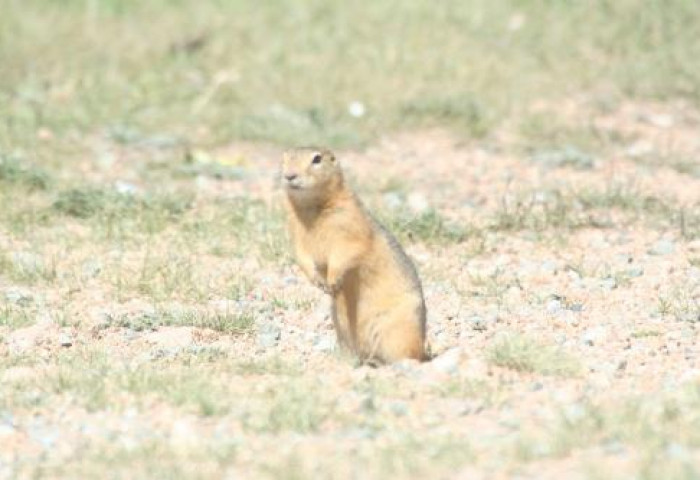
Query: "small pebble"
348 101 366 118
407 192 429 214
382 192 403 210
468 315 487 331
569 303 584 312
626 266 644 278
649 239 675 256
431 347 461 375
312 334 336 352
4 287 33 305
546 299 562 314
256 322 281 348
581 326 607 346
600 277 617 290
58 332 73 348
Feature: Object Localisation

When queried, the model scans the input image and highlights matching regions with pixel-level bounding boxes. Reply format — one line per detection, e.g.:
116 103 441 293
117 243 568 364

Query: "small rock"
143 327 194 349
540 260 558 274
688 240 700 252
546 299 562 314
689 267 700 281
569 303 584 312
614 253 633 265
115 180 139 196
391 359 421 377
431 347 462 375
348 101 366 118
666 442 691 460
359 394 376 413
312 334 335 352
390 401 408 416
626 266 644 278
4 287 33 305
462 357 490 378
96 150 117 169
581 326 607 346
646 113 674 129
256 322 281 348
407 192 429 214
507 13 526 31
170 418 198 448
81 260 102 279
0 423 14 437
382 192 403 210
563 403 587 422
625 140 654 158
58 332 73 348
681 328 695 339
531 146 594 170
599 277 617 290
649 239 675 256
679 311 700 323
602 440 626 455
468 315 487 331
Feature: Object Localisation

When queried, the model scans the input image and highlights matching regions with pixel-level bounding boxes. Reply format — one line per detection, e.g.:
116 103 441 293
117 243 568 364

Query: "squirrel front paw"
311 275 341 296
325 274 344 296
310 275 331 294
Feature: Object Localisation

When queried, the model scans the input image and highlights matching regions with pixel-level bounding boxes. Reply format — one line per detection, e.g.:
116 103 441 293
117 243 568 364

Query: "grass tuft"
384 209 471 244
487 334 581 377
0 154 51 190
53 187 192 220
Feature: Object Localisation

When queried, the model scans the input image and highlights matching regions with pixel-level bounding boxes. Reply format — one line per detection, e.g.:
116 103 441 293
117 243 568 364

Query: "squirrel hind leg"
370 315 426 364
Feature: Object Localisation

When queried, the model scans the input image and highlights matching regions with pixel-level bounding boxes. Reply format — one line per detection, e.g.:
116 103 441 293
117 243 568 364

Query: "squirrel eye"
311 154 322 165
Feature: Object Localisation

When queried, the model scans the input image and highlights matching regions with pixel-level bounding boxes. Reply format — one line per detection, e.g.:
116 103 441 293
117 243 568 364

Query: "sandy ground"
1 100 700 479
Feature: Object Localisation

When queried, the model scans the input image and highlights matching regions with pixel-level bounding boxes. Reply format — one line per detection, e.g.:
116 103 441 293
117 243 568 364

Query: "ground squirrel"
281 147 427 364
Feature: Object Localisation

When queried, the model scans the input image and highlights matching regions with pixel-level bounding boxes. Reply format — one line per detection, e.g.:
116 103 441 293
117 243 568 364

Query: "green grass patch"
101 308 255 335
44 442 237 480
0 154 51 190
382 209 471 244
53 187 192 220
487 334 581 377
181 198 289 262
243 382 327 434
0 303 35 329
0 250 57 284
517 385 700 476
2 347 307 416
2 0 699 151
657 286 700 323
491 186 699 237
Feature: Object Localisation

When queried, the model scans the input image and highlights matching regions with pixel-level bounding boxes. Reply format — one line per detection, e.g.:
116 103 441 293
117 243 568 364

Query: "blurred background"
2 0 699 152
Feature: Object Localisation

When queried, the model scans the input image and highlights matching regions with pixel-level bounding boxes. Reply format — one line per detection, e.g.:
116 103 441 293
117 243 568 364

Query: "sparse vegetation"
53 187 192 221
488 334 582 377
384 209 471 244
0 303 34 329
0 154 51 190
2 1 700 478
100 308 255 334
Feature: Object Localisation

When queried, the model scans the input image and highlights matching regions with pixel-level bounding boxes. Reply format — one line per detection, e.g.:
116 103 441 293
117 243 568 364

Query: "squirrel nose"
285 174 298 181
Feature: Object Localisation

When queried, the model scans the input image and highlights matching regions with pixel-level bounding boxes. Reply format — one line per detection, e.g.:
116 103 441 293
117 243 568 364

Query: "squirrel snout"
285 174 298 182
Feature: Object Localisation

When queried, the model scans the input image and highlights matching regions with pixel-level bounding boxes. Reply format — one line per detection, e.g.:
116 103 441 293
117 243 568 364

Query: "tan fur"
281 147 427 364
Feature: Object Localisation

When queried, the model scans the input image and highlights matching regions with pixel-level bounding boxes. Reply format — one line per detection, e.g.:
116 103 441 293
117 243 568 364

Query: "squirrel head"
281 147 343 201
